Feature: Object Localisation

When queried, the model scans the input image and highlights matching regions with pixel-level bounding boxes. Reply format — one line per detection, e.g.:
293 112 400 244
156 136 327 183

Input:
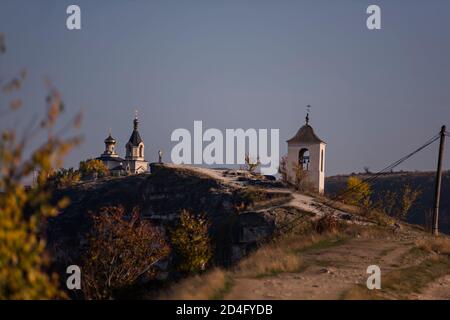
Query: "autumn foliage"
342 176 372 207
48 167 81 188
376 185 421 221
170 210 212 274
292 161 310 191
0 33 82 299
79 159 109 180
278 156 288 183
81 206 169 299
315 215 340 234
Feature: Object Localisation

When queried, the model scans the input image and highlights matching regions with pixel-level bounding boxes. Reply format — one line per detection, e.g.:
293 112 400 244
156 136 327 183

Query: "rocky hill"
46 164 450 300
47 164 296 270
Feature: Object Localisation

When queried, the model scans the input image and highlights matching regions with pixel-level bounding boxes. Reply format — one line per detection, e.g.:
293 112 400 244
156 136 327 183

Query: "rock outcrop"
47 164 292 269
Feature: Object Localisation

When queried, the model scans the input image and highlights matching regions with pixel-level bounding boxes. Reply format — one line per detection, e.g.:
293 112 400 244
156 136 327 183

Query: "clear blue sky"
1 0 449 175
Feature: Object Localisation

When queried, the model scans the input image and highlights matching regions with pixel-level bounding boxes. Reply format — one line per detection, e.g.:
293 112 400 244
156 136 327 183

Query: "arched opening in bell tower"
298 148 310 171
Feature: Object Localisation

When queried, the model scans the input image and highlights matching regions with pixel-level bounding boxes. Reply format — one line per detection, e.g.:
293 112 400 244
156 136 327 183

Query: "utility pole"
432 125 446 236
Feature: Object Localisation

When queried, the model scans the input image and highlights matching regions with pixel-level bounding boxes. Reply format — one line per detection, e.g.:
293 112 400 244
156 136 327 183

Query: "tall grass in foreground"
159 269 228 300
234 246 303 278
416 236 450 255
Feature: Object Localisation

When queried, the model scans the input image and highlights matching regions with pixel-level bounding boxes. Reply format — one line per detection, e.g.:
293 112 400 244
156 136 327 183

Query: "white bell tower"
286 106 326 194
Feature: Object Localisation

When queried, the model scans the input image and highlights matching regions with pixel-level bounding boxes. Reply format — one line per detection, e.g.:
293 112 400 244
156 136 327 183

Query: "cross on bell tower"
306 105 311 125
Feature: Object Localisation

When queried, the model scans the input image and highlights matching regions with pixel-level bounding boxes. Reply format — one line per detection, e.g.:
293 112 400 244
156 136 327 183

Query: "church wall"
102 159 121 171
124 159 149 174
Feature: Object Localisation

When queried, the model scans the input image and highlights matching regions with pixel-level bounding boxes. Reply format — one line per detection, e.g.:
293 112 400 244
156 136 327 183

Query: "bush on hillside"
170 210 212 274
82 206 169 299
79 159 108 180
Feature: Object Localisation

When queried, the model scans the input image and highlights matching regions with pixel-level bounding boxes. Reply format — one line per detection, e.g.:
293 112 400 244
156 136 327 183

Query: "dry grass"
343 256 450 300
323 199 361 216
416 236 450 255
343 235 450 300
159 268 228 300
281 232 341 251
234 245 302 278
159 224 350 299
345 223 395 239
365 209 395 227
317 196 396 227
234 229 361 279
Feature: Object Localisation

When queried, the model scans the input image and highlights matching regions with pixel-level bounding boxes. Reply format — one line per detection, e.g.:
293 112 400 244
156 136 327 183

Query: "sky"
1 0 449 176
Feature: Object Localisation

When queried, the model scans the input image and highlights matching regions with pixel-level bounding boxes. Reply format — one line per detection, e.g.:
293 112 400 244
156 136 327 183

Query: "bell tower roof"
287 108 325 144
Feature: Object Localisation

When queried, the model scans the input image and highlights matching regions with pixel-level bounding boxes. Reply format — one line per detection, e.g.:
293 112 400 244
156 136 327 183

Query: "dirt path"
224 236 417 300
409 275 450 300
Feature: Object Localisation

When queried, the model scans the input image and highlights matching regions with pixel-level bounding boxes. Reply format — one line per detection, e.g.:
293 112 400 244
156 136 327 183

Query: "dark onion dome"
287 124 325 144
128 118 143 146
104 134 116 144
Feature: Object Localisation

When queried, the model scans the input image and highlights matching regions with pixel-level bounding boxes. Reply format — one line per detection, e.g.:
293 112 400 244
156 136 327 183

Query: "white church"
96 115 149 174
286 111 326 194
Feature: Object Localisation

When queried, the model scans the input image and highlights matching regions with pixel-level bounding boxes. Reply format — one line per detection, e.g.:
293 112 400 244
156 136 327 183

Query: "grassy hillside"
160 219 450 300
326 171 450 234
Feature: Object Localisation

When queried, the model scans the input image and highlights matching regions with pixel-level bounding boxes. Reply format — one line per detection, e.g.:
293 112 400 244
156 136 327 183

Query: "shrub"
82 206 169 299
292 161 311 191
342 176 371 207
170 210 212 274
278 156 288 183
243 154 260 174
398 185 421 221
376 190 397 216
375 185 421 221
79 159 108 180
48 167 80 188
315 215 340 234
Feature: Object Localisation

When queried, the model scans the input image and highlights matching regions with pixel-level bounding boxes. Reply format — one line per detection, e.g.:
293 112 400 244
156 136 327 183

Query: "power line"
328 133 440 202
277 132 441 235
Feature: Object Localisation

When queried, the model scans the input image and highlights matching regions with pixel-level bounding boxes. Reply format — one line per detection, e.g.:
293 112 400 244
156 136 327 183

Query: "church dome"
104 134 116 144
